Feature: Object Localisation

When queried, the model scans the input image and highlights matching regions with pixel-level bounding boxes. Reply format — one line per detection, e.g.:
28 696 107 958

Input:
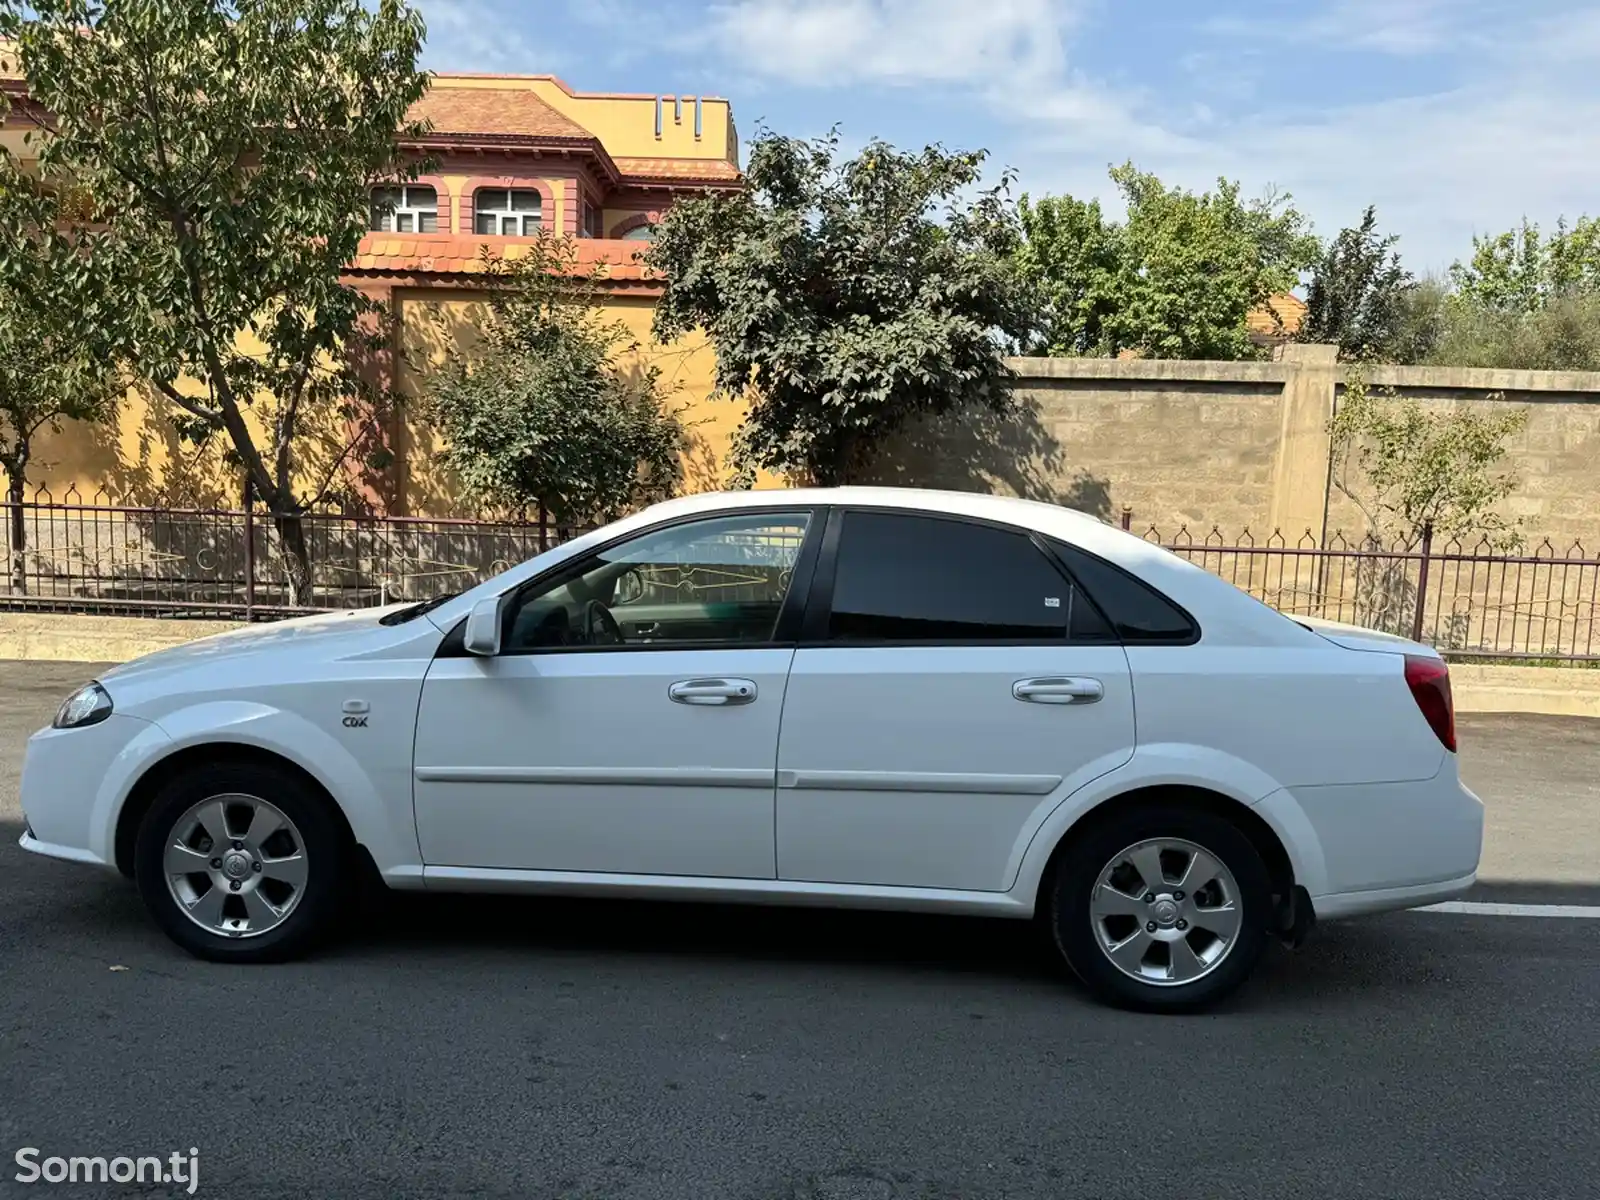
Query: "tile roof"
348 233 658 281
408 87 594 141
614 156 741 183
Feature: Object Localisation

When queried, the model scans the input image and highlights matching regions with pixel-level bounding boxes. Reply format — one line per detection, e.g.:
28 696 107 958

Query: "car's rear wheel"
1049 803 1271 1012
134 762 349 963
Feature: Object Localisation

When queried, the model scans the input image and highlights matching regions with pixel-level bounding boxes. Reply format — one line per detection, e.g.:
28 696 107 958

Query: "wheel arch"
1032 784 1297 917
114 743 359 879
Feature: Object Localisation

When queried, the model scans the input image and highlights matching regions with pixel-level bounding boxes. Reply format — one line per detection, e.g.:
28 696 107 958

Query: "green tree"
1013 192 1121 356
1300 206 1414 361
1449 216 1600 313
425 236 683 529
0 189 123 592
1329 367 1528 549
1426 293 1600 372
1388 275 1449 365
1015 163 1320 360
1328 366 1528 638
1417 216 1600 371
647 130 1037 486
0 0 430 604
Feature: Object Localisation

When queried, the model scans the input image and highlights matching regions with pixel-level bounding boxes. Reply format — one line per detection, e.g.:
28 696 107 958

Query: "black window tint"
1067 580 1116 641
1049 539 1198 643
827 512 1094 642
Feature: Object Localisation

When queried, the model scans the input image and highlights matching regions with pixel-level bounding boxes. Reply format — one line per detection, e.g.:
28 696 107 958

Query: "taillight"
1404 654 1456 752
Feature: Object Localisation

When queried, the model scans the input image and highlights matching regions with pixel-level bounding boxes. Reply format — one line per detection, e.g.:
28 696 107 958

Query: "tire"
1048 802 1271 1013
134 761 351 963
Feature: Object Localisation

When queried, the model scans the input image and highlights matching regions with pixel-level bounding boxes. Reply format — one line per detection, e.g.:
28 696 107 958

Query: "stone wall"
867 345 1600 549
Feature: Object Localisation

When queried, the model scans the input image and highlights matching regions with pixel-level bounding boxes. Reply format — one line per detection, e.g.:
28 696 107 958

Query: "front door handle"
1013 677 1104 704
668 678 758 706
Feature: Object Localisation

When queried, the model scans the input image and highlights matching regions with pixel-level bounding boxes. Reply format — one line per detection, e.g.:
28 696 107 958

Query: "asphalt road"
1 660 1597 1199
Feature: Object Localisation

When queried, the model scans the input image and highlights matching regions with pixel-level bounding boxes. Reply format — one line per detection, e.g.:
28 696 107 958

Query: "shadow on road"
10 817 1597 1019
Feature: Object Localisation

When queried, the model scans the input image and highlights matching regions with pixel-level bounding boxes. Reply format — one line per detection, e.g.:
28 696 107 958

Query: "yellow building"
360 75 745 513
9 70 746 512
6 61 1311 514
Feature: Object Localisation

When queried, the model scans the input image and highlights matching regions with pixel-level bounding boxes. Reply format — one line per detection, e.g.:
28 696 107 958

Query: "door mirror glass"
463 597 505 656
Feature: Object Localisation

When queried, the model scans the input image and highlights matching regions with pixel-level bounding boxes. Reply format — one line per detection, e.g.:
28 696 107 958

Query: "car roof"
637 486 1107 529
427 486 1313 648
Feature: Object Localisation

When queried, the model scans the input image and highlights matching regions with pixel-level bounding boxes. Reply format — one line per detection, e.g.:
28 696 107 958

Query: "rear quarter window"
1047 538 1200 644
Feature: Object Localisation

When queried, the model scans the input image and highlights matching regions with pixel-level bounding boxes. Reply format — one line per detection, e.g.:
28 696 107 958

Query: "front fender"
113 701 423 884
1005 742 1301 908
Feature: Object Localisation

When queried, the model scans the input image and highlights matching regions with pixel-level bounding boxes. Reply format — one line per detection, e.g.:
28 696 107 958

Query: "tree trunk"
6 471 25 597
271 509 315 609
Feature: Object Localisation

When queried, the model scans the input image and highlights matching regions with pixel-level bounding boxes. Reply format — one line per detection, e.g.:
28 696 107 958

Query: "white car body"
19 487 1483 937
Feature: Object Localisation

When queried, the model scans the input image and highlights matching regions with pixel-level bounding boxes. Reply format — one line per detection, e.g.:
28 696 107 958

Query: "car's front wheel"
134 762 349 963
1049 803 1272 1012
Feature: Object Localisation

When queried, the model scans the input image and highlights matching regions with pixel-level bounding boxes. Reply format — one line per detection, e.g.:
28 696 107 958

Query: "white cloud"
414 0 1600 273
1014 65 1600 272
706 0 1600 270
1203 0 1516 56
707 0 1075 88
419 0 544 73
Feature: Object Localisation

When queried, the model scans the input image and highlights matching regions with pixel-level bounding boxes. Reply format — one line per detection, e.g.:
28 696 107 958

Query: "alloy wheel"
1088 837 1244 987
162 793 310 939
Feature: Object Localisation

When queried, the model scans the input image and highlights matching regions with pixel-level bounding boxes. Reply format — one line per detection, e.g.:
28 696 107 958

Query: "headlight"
53 682 113 729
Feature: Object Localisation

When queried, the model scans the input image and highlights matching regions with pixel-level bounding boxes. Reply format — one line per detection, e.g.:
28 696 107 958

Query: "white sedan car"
19 487 1482 1011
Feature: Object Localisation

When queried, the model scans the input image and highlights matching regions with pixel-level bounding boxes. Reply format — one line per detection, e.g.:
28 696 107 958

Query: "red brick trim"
460 177 557 237
608 211 661 239
415 175 452 234
340 268 664 298
373 175 452 234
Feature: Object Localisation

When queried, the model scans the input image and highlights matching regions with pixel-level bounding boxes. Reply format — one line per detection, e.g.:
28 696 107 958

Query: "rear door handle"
1013 677 1103 704
668 678 758 706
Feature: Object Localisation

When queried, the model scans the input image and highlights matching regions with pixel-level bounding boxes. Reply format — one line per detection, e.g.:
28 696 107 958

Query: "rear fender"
1006 742 1310 905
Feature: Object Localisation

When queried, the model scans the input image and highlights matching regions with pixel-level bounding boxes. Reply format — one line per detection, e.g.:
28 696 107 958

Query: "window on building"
473 189 542 236
825 511 1112 643
582 200 601 238
370 185 438 233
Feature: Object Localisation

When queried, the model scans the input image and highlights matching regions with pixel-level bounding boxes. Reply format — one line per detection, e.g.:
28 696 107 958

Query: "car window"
825 511 1111 643
1047 538 1198 643
504 512 811 651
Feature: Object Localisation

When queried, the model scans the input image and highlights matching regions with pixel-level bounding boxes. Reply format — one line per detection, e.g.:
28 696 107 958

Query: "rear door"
774 509 1137 893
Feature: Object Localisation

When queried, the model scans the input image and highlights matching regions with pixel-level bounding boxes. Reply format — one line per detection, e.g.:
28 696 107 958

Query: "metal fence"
4 490 1598 660
1 488 587 619
1118 508 1600 663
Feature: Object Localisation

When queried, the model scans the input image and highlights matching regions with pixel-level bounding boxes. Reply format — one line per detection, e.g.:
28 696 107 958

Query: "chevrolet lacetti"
18 487 1484 1011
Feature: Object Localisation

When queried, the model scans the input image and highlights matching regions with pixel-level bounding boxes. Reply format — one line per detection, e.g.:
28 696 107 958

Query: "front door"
414 509 819 877
776 509 1137 893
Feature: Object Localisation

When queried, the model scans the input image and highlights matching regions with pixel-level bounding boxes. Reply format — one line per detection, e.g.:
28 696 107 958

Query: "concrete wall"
18 339 1600 550
871 346 1600 549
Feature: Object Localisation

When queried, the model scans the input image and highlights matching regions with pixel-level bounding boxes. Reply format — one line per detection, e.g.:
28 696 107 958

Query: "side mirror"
463 597 505 657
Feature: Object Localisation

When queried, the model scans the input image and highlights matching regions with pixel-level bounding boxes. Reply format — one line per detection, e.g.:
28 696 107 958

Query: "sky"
418 0 1600 274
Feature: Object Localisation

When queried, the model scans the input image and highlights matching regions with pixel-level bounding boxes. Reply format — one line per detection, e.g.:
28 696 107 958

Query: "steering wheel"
583 598 625 646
